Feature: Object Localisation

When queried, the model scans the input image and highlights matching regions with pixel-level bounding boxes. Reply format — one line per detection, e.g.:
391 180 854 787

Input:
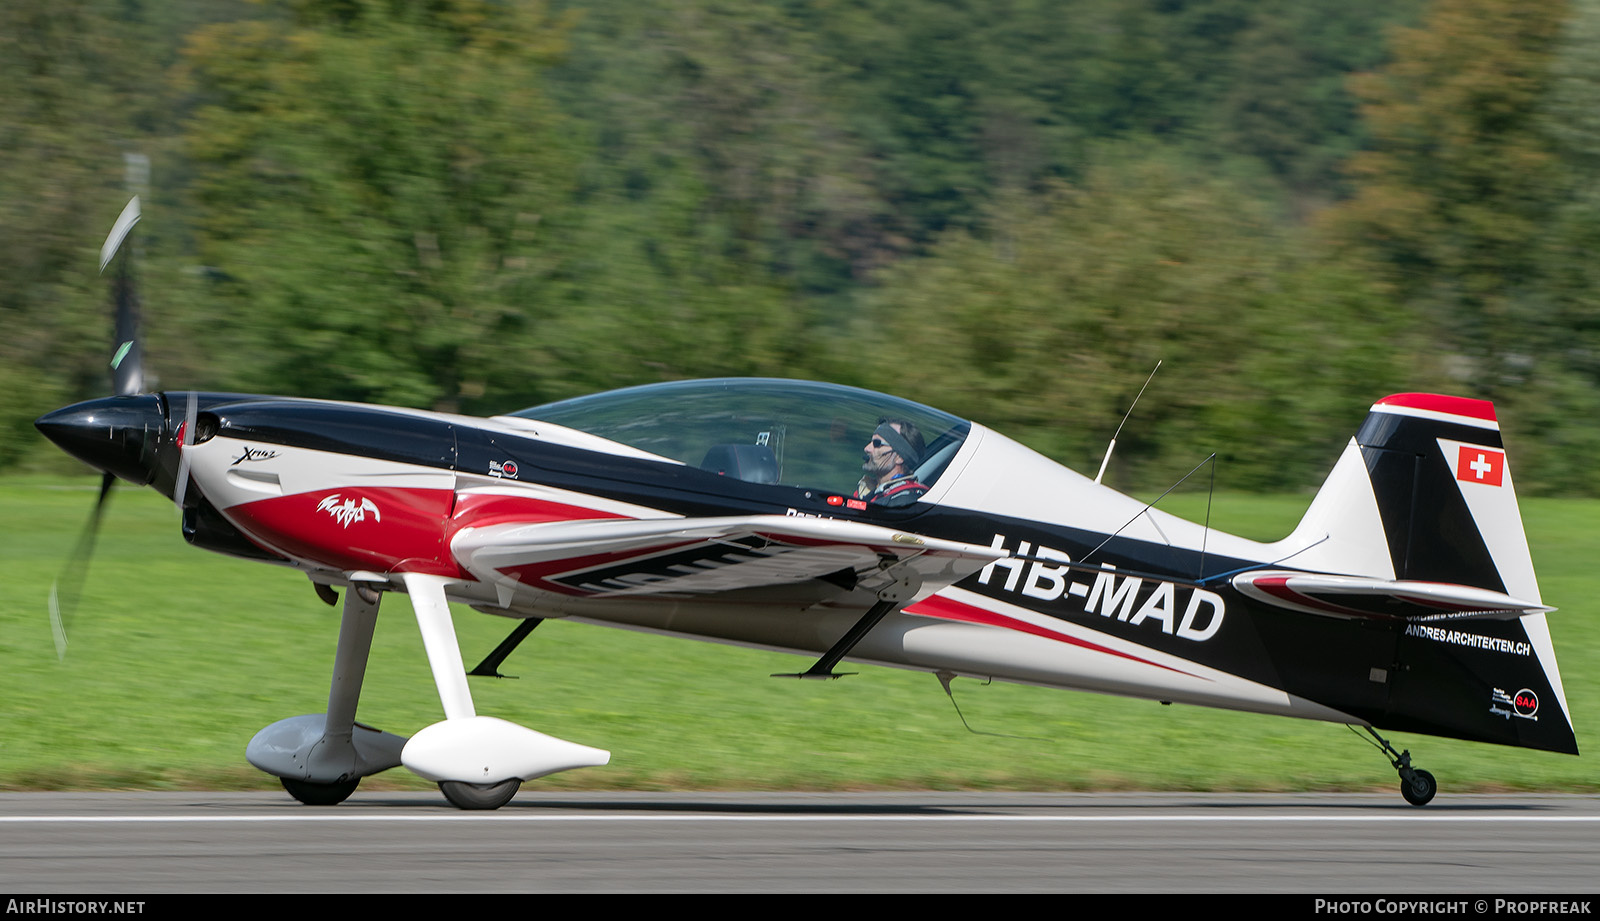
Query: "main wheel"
1401 769 1437 806
281 776 360 806
439 778 521 810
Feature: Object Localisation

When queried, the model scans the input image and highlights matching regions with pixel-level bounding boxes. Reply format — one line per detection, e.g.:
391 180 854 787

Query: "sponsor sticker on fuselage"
1490 687 1539 721
1405 623 1531 656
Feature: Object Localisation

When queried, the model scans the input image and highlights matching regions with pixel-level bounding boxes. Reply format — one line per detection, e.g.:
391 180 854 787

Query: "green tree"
1329 0 1568 392
180 0 821 412
1514 0 1600 493
0 1 155 468
179 0 579 412
852 150 1419 491
549 1 895 299
1217 0 1422 200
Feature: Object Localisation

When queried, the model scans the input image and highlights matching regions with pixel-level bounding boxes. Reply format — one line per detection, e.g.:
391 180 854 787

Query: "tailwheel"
1401 769 1438 807
439 778 521 810
1357 726 1438 807
281 776 360 806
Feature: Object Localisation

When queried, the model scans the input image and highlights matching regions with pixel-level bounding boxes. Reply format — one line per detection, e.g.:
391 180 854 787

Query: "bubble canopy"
512 378 972 498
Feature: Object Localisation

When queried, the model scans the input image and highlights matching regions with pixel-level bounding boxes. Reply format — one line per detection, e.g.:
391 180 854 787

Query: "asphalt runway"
2 792 1597 893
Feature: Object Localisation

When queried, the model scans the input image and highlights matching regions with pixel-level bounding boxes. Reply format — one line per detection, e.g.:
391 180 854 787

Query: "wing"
453 515 1006 605
1232 570 1555 621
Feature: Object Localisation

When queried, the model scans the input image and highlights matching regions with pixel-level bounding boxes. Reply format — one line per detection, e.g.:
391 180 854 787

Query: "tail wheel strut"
1359 726 1437 806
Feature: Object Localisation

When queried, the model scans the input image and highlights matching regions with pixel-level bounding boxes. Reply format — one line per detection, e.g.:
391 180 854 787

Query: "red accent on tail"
1375 393 1497 422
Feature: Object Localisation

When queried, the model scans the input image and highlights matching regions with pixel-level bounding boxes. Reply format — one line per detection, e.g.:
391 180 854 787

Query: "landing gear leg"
403 574 512 812
248 583 408 804
397 574 608 810
1362 726 1437 806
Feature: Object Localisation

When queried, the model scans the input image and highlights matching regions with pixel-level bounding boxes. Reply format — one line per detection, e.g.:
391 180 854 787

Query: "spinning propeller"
104 197 144 398
37 197 193 659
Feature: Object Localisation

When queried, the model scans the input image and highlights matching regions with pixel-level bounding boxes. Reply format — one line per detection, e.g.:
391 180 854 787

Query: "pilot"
855 418 928 507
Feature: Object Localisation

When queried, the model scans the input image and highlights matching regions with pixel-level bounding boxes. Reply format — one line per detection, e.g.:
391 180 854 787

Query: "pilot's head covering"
874 420 922 467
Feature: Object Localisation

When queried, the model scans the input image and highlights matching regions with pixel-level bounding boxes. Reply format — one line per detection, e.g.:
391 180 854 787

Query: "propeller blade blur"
47 472 116 660
104 196 143 397
99 196 140 273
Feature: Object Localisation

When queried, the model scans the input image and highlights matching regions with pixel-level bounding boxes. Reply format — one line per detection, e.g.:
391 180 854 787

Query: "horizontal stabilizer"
1233 570 1555 622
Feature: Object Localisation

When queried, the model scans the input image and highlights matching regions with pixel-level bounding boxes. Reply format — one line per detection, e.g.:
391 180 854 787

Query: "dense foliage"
6 0 1600 494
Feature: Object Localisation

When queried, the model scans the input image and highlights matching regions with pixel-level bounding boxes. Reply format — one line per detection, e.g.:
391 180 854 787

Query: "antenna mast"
1094 360 1161 485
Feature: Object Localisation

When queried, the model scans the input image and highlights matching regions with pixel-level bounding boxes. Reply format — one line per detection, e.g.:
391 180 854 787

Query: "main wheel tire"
281 776 360 806
1401 769 1437 806
439 778 521 810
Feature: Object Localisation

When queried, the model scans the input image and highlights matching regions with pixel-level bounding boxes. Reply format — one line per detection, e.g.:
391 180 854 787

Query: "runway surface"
2 791 1598 893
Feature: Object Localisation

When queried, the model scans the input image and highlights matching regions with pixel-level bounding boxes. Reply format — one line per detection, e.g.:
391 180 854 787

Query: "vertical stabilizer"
1276 393 1535 593
1357 394 1531 596
1271 393 1573 752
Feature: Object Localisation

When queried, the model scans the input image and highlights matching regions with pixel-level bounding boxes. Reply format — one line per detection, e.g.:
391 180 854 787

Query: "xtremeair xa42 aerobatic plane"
36 199 1575 809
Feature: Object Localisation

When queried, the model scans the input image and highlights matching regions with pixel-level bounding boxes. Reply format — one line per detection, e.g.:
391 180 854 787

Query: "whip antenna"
1095 360 1161 484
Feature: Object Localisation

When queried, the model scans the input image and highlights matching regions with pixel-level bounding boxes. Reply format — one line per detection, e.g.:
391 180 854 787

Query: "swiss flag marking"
1456 446 1504 487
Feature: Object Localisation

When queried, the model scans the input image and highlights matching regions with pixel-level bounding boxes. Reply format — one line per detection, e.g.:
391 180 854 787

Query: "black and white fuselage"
131 379 1571 758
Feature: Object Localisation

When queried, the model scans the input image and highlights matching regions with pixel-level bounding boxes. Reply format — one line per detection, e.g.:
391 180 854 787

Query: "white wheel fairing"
401 716 610 784
246 714 408 782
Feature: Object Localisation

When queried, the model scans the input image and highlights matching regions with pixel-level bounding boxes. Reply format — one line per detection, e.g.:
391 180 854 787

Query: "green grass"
1 477 1595 793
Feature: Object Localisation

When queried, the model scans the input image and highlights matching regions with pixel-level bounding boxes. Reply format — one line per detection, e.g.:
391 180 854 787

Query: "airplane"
34 198 1576 809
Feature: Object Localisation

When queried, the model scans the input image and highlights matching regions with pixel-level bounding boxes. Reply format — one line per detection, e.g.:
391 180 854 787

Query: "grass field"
1 477 1595 794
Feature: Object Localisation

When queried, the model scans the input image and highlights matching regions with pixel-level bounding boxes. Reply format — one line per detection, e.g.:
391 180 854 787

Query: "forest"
5 0 1599 495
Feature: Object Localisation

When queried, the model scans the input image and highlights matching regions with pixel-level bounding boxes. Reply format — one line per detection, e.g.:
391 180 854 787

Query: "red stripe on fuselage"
226 486 460 577
232 488 646 581
904 593 1199 677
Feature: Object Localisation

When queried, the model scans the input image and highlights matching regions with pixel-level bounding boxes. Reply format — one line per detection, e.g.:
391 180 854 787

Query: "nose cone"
36 394 167 485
